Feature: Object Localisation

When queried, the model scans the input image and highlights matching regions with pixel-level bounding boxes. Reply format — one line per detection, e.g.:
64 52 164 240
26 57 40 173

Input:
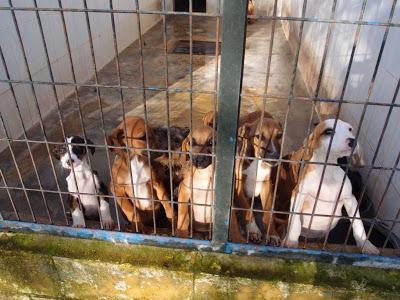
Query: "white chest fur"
191 166 215 224
243 160 271 198
66 170 98 209
299 165 352 234
130 156 153 210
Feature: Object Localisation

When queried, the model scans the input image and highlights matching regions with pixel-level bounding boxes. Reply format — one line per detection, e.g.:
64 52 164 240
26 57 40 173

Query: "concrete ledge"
0 232 399 299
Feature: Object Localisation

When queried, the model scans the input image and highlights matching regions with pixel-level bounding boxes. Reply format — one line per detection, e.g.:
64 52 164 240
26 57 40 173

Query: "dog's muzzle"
192 154 212 169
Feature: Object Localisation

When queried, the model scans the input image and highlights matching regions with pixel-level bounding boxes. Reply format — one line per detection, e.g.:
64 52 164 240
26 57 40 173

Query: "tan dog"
282 119 378 254
231 111 283 245
176 125 216 237
107 117 173 233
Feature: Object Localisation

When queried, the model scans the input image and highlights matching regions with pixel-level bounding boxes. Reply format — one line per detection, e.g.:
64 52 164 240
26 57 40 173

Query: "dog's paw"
72 223 85 228
102 219 114 230
176 229 189 238
283 238 299 249
247 220 263 244
266 234 280 247
361 240 379 255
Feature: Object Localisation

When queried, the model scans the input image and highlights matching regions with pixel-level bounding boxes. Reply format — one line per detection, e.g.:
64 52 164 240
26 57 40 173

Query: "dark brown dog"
176 125 216 238
107 117 174 233
230 111 283 245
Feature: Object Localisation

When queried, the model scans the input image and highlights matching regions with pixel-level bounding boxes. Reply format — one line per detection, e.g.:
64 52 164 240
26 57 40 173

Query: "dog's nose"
348 138 356 148
66 159 75 166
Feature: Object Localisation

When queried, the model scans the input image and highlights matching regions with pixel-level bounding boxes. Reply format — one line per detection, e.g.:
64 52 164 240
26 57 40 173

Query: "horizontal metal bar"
2 78 400 107
1 6 400 28
0 220 399 268
0 79 216 95
247 14 400 28
0 6 221 17
2 137 399 171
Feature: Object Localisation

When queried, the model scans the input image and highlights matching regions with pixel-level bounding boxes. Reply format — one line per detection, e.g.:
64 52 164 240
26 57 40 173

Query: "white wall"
281 0 400 237
0 0 161 140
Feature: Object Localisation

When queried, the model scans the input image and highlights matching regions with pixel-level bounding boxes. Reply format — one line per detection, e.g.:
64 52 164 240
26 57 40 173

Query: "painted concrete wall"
280 0 400 237
0 0 161 140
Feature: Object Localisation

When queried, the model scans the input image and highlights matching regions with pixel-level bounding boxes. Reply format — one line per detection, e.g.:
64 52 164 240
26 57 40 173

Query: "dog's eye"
208 139 214 146
349 127 352 132
276 133 283 139
137 134 146 141
323 128 334 136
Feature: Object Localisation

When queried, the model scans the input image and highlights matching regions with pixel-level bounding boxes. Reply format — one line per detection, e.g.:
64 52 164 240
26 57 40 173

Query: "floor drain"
169 40 221 55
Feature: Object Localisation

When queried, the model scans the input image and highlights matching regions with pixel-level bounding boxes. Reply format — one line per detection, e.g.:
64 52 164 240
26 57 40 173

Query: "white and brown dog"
283 119 379 254
231 111 283 244
107 117 174 233
52 136 114 229
176 125 216 237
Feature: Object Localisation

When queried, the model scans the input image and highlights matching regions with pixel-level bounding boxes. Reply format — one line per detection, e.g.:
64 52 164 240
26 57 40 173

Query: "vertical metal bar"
134 0 157 234
370 151 400 251
107 0 132 232
161 0 175 236
302 0 338 247
0 151 19 220
381 152 400 249
341 0 397 247
0 44 65 223
212 0 248 249
0 115 35 221
277 0 308 248
8 0 68 224
57 0 102 228
188 0 195 239
82 0 129 230
209 0 221 240
319 0 367 249
249 0 278 244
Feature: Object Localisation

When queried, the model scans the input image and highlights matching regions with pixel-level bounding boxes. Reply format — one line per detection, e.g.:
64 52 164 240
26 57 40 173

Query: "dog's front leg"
95 177 114 230
69 195 85 228
236 188 262 243
176 182 190 238
110 183 145 232
343 196 379 255
153 177 174 222
260 182 280 246
284 192 304 248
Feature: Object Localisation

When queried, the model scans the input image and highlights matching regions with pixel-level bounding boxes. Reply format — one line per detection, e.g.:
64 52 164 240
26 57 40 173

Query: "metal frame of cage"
0 0 399 268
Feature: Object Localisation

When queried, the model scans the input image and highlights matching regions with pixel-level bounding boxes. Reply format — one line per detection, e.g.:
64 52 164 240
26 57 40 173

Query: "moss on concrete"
0 232 399 299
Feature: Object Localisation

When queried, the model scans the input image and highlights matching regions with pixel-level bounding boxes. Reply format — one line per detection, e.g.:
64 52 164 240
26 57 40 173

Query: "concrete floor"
0 16 314 227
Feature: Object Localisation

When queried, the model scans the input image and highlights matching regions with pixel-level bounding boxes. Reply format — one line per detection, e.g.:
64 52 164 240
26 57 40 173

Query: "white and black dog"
53 136 114 229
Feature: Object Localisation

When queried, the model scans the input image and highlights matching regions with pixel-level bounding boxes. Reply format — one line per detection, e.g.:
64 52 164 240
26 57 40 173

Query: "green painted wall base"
0 232 399 299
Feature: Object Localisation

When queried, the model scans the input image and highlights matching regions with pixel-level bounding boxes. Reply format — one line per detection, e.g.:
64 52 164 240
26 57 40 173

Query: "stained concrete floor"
0 16 314 228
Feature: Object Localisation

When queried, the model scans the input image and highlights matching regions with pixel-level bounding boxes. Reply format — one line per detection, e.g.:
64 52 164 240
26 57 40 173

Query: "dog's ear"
301 131 315 161
351 143 365 168
239 120 258 139
202 111 217 128
107 127 126 157
86 139 95 155
181 134 191 152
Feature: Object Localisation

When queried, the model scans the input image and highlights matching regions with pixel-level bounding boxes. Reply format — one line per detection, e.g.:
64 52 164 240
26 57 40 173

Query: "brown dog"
176 125 216 238
230 111 283 245
107 116 174 233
